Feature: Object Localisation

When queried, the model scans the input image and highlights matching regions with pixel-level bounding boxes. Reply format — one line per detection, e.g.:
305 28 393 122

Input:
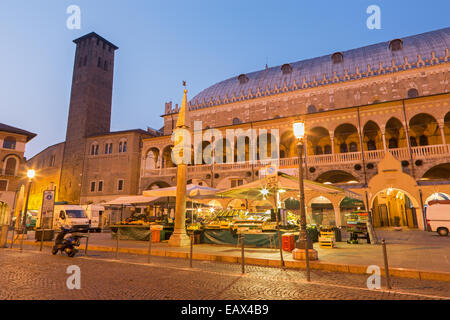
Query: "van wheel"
437 228 449 237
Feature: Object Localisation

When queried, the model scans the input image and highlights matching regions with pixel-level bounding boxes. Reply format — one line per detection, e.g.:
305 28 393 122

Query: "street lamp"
292 120 314 281
20 169 35 250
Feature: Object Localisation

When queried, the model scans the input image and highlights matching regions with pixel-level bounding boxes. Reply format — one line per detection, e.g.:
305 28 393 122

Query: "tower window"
84 56 87 66
98 57 102 68
331 52 344 64
98 181 103 192
90 181 96 192
118 179 124 191
389 39 403 52
119 140 127 153
97 39 100 46
104 60 108 71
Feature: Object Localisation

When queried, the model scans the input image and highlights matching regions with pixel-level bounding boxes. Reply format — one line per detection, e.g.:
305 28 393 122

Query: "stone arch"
307 126 331 155
308 195 335 226
409 113 441 146
425 192 450 204
367 152 424 229
422 163 450 180
146 181 171 190
363 120 383 151
256 132 279 160
227 199 246 209
145 147 160 170
279 130 296 158
215 138 232 164
161 145 175 168
443 111 450 146
334 123 360 153
385 117 406 149
3 155 19 176
316 170 359 184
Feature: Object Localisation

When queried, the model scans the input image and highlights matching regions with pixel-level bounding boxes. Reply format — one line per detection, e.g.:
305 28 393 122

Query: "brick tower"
59 32 119 203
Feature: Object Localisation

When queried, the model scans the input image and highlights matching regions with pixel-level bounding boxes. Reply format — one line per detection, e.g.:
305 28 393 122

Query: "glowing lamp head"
27 169 35 179
260 188 269 196
293 121 305 139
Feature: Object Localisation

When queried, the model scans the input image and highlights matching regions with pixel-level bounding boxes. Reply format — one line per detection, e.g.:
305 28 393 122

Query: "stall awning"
103 195 160 206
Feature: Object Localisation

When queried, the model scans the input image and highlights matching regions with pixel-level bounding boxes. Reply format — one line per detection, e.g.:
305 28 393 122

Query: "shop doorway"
371 188 418 228
309 196 335 226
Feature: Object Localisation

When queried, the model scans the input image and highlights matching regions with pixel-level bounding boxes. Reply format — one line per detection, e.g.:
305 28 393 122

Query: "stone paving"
1 248 449 300
11 228 449 274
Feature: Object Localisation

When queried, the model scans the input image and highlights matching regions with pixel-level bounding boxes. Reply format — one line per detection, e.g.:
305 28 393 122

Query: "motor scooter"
51 227 82 257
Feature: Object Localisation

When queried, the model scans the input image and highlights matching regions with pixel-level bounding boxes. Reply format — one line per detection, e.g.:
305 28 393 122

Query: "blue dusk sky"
0 0 449 158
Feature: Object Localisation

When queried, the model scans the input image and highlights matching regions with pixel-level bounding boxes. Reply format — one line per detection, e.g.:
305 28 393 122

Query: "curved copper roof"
189 27 449 110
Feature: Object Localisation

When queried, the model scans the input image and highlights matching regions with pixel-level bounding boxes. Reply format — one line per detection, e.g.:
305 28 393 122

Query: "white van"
53 205 90 232
82 205 105 232
426 200 450 236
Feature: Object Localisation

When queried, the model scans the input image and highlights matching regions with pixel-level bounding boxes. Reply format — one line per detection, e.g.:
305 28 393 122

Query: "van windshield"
66 210 87 219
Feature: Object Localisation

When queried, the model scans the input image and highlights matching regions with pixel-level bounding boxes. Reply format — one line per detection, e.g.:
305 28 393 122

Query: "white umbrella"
143 184 218 199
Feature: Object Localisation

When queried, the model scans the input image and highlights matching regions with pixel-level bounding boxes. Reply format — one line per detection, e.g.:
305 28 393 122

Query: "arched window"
340 143 348 153
3 136 16 149
409 136 417 147
389 39 403 52
104 143 113 154
281 64 293 74
331 52 343 64
307 105 317 114
104 60 108 71
237 74 249 84
4 157 17 176
388 138 398 149
419 135 428 146
232 118 242 125
367 140 376 151
324 145 332 154
119 140 127 153
407 88 419 98
349 142 358 152
315 146 323 155
90 143 99 155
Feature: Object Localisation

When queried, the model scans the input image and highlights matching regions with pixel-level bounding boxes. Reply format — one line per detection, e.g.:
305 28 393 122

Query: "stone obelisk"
168 87 191 247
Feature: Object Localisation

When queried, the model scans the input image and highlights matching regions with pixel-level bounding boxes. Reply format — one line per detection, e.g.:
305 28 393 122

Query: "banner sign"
40 190 55 229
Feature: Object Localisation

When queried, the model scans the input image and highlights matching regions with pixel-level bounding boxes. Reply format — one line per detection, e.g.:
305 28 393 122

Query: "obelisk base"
168 231 191 247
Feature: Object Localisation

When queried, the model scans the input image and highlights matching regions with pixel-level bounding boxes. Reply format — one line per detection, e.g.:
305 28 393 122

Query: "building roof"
189 27 450 110
87 129 156 139
0 123 37 141
73 32 119 50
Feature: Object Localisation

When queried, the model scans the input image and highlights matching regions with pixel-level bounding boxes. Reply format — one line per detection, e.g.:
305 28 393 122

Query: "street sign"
40 190 55 229
264 164 278 189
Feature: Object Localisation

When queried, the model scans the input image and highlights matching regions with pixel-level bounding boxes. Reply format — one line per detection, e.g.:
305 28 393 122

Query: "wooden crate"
319 231 335 248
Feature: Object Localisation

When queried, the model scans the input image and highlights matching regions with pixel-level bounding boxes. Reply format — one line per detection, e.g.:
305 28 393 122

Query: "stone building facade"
26 28 450 230
0 124 36 221
26 33 159 210
141 27 450 229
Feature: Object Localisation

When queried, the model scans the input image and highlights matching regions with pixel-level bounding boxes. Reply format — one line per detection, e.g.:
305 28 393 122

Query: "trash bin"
151 230 160 243
282 233 295 252
334 227 342 242
35 229 55 241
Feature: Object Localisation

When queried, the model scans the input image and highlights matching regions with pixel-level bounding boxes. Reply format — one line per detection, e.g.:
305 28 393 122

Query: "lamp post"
292 121 316 280
20 169 35 250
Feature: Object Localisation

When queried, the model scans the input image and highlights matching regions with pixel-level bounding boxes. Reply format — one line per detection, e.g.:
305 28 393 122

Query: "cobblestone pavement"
1 246 449 300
